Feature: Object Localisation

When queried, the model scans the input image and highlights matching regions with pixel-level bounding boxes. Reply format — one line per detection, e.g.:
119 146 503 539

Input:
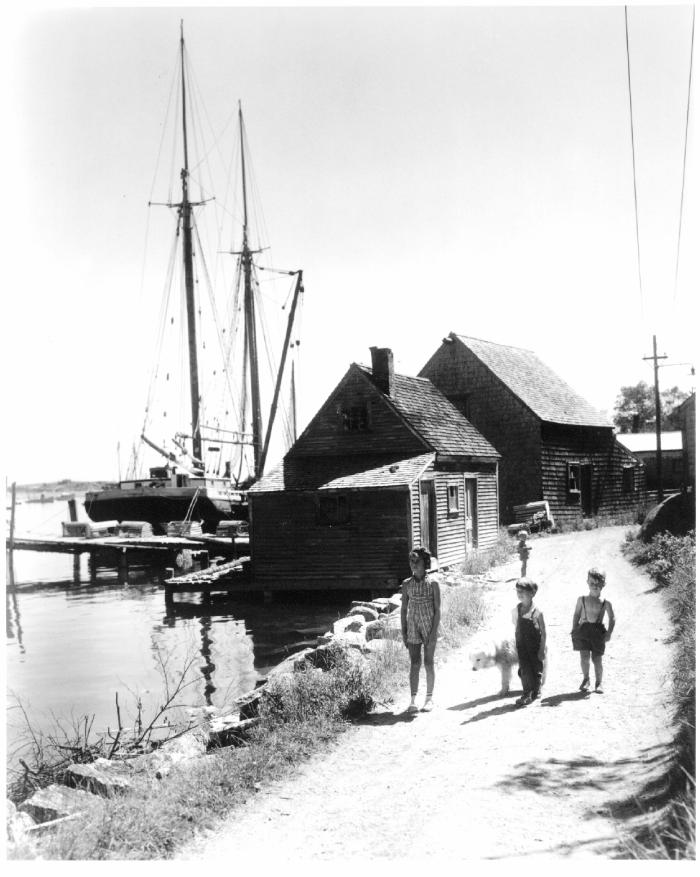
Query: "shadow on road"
448 691 521 712
354 709 420 727
461 701 521 724
540 691 590 707
493 743 674 844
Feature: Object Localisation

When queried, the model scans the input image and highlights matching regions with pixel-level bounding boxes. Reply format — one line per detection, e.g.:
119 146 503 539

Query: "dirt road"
178 527 675 861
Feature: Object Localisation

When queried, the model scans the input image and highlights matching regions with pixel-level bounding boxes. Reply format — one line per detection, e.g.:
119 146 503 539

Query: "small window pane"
447 484 459 514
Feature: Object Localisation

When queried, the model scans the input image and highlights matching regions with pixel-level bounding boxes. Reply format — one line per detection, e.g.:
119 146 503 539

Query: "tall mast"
259 270 303 473
239 104 263 477
180 22 202 464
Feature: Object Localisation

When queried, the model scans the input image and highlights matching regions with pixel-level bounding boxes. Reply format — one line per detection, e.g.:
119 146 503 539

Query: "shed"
673 393 696 492
420 333 646 526
249 347 501 592
616 432 684 494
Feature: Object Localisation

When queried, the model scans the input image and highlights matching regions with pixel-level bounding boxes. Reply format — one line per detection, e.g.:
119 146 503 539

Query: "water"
5 496 349 765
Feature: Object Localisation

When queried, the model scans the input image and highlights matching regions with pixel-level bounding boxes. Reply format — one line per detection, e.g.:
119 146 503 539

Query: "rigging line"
624 6 644 318
150 51 180 205
673 5 695 305
192 224 244 424
140 224 181 438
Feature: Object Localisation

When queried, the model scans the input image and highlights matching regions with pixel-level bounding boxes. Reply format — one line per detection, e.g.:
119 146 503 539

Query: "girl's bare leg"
408 643 422 697
424 639 436 697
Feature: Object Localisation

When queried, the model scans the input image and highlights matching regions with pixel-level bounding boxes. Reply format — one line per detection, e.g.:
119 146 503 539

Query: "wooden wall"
421 341 541 521
292 367 427 458
408 463 500 566
541 424 647 526
250 487 412 591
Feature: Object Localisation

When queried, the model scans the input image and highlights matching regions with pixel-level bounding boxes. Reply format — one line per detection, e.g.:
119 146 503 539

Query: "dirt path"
178 527 675 861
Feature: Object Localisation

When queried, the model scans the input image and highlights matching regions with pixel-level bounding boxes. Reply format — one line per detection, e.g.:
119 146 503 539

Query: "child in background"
571 568 616 694
517 530 531 577
512 578 546 706
401 547 441 713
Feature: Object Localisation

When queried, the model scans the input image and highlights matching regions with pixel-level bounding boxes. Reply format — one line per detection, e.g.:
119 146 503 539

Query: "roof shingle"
452 334 612 428
358 366 500 458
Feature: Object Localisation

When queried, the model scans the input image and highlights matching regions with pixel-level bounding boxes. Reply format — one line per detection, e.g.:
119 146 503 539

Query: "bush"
461 528 513 575
622 529 695 859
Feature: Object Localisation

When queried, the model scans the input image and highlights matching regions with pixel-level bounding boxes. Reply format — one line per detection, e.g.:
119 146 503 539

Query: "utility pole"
643 335 668 504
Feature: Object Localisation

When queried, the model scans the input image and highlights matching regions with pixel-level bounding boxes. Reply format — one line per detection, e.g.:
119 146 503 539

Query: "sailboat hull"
84 484 247 535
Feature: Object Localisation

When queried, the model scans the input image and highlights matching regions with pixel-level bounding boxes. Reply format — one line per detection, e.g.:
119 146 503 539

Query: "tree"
613 382 691 433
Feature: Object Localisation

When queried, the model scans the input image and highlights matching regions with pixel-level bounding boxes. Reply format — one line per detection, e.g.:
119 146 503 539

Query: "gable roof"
249 452 435 493
356 365 499 459
450 334 612 428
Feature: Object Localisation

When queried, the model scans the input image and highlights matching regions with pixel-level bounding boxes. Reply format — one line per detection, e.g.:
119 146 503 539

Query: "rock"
364 619 386 640
347 605 379 622
387 593 403 611
332 616 366 635
267 648 315 680
302 642 365 670
368 597 390 610
332 631 369 651
316 633 334 645
65 758 132 796
19 785 105 824
234 686 266 720
132 727 209 779
208 716 260 747
6 799 36 843
365 638 404 656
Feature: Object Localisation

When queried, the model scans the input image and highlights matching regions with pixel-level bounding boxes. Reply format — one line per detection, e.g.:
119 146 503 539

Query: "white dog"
468 635 548 696
468 635 518 695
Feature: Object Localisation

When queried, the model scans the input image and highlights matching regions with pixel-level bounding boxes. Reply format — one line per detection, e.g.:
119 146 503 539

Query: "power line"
624 6 644 318
673 5 695 304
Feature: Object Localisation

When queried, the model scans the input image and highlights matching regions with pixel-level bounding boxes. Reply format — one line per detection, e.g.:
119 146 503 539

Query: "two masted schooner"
85 25 303 534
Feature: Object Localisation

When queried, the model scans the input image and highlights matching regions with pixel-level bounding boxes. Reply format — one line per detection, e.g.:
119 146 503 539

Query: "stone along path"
177 526 675 861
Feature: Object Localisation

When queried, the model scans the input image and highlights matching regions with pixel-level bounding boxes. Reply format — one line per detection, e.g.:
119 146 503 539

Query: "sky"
3 1 698 485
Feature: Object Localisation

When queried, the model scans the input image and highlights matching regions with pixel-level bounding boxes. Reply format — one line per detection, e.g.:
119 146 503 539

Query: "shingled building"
248 347 500 592
420 333 645 527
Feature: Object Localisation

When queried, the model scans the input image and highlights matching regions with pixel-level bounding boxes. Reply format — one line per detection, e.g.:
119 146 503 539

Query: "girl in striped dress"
401 547 441 713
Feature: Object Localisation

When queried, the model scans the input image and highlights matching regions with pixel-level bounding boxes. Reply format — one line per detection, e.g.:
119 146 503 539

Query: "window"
567 462 581 495
318 494 350 526
622 465 635 494
447 484 460 515
339 403 370 432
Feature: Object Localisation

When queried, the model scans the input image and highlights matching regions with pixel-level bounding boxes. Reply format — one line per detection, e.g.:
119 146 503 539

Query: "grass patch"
10 576 487 860
620 529 695 859
460 527 513 575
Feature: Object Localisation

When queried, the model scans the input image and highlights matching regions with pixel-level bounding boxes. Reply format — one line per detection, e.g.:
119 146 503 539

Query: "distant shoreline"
7 480 116 497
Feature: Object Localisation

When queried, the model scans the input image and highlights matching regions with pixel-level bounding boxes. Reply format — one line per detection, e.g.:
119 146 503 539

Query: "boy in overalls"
512 578 547 706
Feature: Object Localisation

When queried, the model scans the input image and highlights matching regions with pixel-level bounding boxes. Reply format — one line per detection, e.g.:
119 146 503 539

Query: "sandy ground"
177 527 676 862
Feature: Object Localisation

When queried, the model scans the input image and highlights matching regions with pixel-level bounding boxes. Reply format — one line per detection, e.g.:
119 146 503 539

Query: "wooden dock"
5 532 243 588
164 556 251 600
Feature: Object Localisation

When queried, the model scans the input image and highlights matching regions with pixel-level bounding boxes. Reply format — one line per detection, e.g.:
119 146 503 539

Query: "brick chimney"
370 347 395 397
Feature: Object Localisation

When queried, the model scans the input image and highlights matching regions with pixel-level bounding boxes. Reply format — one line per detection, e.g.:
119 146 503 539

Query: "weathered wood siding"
410 463 499 565
292 367 426 458
250 488 412 591
473 467 499 550
541 424 646 526
420 341 541 521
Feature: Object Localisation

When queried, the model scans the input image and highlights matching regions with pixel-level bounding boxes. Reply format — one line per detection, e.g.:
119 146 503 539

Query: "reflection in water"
6 497 354 756
199 614 216 706
5 587 24 654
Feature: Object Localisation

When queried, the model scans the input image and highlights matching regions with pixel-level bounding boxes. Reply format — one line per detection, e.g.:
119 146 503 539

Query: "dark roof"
357 365 500 458
451 334 612 428
249 453 435 493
